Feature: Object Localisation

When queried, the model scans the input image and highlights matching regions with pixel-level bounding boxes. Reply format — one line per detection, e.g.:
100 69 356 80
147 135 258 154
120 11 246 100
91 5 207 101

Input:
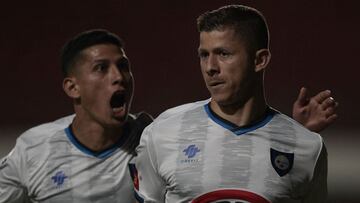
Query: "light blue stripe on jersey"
204 103 275 135
65 126 120 159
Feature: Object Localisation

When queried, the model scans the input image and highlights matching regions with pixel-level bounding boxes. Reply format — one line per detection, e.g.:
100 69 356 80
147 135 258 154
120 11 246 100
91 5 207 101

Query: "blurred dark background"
0 0 359 202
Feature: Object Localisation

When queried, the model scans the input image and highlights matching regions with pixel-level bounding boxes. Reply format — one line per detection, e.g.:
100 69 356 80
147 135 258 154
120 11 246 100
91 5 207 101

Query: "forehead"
80 43 125 61
199 28 245 49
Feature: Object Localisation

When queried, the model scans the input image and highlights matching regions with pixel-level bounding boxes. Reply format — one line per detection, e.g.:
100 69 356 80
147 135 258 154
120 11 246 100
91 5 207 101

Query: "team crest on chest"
270 148 294 177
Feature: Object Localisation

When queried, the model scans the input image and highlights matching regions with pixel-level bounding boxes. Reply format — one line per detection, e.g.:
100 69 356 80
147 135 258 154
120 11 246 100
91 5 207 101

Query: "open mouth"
110 91 126 109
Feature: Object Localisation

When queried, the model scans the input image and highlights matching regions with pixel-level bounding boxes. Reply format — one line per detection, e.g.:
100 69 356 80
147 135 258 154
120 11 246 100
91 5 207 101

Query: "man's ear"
63 77 80 99
254 49 271 72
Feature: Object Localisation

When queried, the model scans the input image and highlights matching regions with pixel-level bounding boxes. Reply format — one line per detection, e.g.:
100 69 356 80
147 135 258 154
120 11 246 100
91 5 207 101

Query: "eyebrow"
92 55 126 63
93 59 108 63
198 47 229 54
213 47 230 53
198 48 207 53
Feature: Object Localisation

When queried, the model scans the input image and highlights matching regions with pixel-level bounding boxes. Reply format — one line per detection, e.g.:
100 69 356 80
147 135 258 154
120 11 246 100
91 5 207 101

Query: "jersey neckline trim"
204 103 275 135
65 125 123 159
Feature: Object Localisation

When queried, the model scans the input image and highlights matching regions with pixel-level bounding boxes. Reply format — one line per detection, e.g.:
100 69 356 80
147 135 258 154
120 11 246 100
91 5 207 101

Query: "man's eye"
95 64 107 72
219 51 230 58
198 52 208 59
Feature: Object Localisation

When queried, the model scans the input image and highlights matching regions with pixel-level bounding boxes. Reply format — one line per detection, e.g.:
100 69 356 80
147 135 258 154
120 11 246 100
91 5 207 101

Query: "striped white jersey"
135 101 327 203
0 115 136 203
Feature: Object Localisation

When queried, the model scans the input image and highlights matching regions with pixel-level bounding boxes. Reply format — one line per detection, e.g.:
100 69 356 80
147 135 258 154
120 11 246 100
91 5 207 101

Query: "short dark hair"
197 5 269 53
61 29 124 77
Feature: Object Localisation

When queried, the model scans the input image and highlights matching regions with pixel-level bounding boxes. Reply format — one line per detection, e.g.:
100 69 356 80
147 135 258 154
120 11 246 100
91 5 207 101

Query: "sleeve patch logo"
128 163 139 190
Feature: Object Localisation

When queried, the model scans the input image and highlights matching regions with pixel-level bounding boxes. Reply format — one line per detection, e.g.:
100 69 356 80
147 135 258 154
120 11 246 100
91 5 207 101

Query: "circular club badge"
192 189 270 203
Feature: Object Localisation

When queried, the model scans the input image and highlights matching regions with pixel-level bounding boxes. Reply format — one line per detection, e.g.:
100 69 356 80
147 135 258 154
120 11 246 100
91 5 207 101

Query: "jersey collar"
65 125 126 159
204 103 275 135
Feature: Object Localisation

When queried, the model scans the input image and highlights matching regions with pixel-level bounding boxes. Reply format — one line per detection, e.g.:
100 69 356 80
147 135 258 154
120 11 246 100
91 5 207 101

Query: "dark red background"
0 0 358 126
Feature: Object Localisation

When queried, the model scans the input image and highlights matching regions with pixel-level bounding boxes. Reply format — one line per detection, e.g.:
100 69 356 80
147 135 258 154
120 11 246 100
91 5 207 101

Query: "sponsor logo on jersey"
180 144 201 164
183 144 200 158
51 171 68 187
270 148 294 177
192 189 270 203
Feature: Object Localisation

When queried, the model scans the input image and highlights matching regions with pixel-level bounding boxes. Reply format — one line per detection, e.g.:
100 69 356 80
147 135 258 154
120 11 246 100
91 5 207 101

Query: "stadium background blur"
0 1 358 202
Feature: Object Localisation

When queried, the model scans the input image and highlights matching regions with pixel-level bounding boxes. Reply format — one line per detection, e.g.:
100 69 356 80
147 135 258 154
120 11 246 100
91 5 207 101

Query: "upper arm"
0 142 28 203
135 125 166 203
302 143 328 203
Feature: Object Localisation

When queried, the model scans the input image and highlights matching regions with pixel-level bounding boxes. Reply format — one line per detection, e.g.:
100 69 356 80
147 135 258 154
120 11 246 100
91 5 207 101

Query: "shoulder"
17 115 74 149
151 99 208 131
121 112 153 153
1 115 74 172
268 109 324 163
141 100 208 144
271 110 322 143
264 109 326 182
155 99 210 121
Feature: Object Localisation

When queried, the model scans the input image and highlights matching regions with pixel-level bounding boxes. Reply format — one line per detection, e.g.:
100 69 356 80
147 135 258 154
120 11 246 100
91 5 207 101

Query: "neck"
71 112 124 152
210 88 268 127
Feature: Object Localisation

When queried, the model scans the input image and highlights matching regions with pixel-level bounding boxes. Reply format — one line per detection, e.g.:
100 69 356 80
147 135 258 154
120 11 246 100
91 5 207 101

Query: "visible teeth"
112 107 123 111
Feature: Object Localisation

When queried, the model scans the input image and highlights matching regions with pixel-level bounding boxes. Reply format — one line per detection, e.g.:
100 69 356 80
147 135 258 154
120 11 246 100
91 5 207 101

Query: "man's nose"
205 54 220 76
110 64 123 85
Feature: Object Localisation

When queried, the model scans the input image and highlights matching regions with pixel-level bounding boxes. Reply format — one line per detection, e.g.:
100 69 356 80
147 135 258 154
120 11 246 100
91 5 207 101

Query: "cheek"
199 60 207 71
201 71 210 86
124 73 134 94
127 73 134 86
226 68 249 88
200 63 209 78
80 81 106 102
128 78 134 98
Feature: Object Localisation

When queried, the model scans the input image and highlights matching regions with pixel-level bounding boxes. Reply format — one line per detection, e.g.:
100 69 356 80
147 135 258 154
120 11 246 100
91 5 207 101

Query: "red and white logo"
192 189 270 203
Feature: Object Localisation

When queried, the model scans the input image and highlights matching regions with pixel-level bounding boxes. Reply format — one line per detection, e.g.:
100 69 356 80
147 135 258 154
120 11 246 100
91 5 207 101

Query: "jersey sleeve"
303 142 328 203
0 139 29 203
135 124 166 203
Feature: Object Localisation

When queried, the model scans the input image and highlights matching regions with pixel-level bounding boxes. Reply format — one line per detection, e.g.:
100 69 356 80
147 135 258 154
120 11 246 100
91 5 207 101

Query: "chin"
113 113 129 123
211 94 243 108
211 93 230 105
106 118 127 129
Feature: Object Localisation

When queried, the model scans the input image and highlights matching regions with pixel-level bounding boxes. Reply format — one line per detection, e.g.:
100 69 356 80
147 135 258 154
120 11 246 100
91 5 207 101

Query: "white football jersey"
135 101 327 203
0 115 136 203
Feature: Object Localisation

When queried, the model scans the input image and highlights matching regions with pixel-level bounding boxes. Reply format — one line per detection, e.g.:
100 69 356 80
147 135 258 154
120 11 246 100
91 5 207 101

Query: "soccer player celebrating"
135 5 333 203
0 27 336 201
0 30 152 202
